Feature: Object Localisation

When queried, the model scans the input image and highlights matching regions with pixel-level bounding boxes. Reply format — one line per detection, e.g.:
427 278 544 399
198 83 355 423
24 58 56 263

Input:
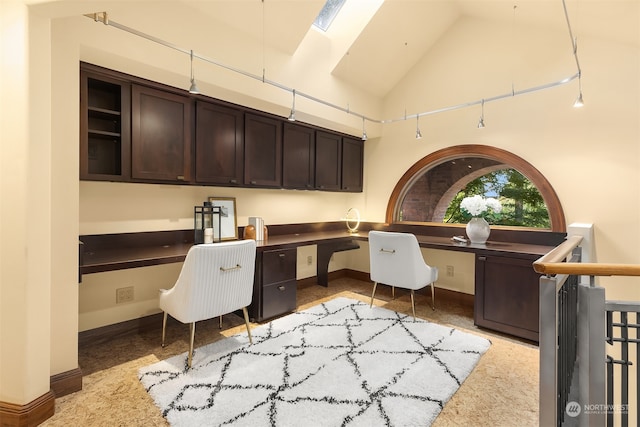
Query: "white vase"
466 217 490 244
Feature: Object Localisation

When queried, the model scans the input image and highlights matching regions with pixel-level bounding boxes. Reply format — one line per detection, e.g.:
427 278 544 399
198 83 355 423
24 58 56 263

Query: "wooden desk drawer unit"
255 248 297 321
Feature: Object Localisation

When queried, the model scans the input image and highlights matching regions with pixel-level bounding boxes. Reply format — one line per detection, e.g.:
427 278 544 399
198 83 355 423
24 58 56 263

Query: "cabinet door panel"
474 255 540 341
195 101 243 185
244 113 282 187
315 131 341 190
283 123 315 189
262 280 297 320
80 67 131 181
132 85 191 182
262 249 296 284
341 137 363 192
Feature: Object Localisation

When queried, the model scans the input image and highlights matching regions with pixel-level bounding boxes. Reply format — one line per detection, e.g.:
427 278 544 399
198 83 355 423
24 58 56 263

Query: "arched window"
385 145 566 232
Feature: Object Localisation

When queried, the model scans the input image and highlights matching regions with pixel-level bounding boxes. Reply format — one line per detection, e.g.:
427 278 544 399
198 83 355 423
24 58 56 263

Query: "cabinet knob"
250 180 257 185
279 253 286 258
230 179 237 184
177 175 185 180
478 256 487 261
278 286 286 291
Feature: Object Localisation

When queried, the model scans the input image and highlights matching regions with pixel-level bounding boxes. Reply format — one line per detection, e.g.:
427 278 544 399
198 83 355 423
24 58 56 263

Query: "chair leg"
392 286 395 300
370 282 378 307
430 283 436 310
161 312 168 348
242 307 253 345
410 290 416 320
188 322 196 369
219 315 223 329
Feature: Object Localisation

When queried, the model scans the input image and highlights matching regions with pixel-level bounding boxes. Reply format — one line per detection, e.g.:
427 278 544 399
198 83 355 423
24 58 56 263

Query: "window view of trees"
443 169 550 228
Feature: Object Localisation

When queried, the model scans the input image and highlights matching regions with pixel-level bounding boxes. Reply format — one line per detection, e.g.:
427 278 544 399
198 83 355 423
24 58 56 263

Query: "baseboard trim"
0 390 55 427
79 312 163 348
78 270 473 348
50 367 83 398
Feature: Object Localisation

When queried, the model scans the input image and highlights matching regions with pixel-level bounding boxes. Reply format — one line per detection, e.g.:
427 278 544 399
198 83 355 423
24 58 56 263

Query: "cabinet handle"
230 179 237 184
250 180 257 185
278 286 286 291
279 253 286 258
177 175 185 180
478 256 487 261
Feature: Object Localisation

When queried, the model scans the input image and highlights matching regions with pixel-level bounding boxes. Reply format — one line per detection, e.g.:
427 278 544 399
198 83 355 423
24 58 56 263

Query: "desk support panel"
317 240 360 287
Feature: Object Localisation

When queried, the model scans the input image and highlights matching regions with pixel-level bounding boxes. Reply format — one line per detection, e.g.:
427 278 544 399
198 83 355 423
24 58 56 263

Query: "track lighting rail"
87 0 582 132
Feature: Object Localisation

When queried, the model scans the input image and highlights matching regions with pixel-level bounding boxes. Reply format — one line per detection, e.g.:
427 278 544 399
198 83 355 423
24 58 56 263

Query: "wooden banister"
534 235 640 276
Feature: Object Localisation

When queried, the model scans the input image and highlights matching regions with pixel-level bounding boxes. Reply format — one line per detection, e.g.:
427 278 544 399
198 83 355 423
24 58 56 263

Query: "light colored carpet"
139 297 490 426
42 280 539 426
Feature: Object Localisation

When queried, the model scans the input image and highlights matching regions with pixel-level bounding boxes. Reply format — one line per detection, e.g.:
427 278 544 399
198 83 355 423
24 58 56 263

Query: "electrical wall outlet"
446 265 454 277
307 255 313 265
116 286 134 304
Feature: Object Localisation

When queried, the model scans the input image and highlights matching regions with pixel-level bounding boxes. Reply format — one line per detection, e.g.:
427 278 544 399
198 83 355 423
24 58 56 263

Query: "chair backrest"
167 239 257 323
368 230 435 290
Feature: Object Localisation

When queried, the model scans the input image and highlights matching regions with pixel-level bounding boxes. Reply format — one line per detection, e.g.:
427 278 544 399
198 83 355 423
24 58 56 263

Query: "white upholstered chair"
159 239 257 368
368 230 438 319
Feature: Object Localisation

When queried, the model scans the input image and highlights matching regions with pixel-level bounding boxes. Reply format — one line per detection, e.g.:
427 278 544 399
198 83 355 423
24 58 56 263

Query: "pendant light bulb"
573 91 584 108
288 89 296 121
361 117 367 141
477 99 485 129
189 50 200 94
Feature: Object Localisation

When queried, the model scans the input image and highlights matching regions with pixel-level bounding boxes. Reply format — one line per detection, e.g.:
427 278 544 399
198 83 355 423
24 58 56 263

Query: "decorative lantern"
194 201 219 244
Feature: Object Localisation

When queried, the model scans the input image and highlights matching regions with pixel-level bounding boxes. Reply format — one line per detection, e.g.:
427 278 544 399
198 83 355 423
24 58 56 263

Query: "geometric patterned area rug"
139 297 491 427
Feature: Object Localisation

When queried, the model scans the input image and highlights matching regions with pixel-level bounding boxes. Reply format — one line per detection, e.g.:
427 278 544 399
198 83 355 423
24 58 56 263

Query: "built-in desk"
79 222 565 341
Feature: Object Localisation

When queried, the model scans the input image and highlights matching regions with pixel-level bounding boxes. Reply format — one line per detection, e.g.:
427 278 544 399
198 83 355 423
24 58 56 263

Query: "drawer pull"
379 248 396 254
278 286 286 291
279 253 286 258
220 264 241 272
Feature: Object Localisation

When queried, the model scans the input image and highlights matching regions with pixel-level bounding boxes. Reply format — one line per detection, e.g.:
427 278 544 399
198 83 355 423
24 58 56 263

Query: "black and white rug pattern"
139 297 491 426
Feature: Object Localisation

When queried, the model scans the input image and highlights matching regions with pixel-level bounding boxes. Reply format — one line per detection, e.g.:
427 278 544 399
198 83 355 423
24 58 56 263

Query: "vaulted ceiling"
36 0 639 99
180 0 639 98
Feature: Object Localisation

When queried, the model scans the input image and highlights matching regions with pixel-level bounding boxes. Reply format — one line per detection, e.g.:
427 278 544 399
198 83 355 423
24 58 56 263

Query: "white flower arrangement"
460 195 502 218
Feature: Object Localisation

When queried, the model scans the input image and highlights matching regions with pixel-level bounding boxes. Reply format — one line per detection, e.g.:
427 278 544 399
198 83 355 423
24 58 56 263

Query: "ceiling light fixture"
288 89 296 121
562 0 584 108
189 50 199 94
361 117 367 141
416 115 423 139
573 73 584 108
87 0 582 139
477 99 485 129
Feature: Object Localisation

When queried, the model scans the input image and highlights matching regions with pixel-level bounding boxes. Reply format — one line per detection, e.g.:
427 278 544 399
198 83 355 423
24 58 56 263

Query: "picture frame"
207 196 238 241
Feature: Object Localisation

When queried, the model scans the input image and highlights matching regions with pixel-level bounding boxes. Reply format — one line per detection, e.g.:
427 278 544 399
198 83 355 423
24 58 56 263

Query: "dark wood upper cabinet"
131 85 191 182
80 68 131 181
195 101 244 186
315 131 342 191
80 63 364 191
341 137 364 192
244 113 282 187
282 123 315 190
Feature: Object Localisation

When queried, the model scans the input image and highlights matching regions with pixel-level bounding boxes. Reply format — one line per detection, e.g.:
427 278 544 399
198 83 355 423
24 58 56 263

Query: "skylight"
313 0 347 32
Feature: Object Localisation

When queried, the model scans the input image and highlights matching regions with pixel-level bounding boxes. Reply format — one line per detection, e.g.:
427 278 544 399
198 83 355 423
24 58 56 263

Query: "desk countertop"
80 229 556 275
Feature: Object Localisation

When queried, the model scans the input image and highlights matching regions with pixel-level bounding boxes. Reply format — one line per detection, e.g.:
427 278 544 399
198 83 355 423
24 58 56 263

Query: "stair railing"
534 236 640 427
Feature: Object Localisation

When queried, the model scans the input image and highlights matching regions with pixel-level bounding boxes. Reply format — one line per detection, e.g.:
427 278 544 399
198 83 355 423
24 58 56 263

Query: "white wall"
367 15 640 301
0 0 53 405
